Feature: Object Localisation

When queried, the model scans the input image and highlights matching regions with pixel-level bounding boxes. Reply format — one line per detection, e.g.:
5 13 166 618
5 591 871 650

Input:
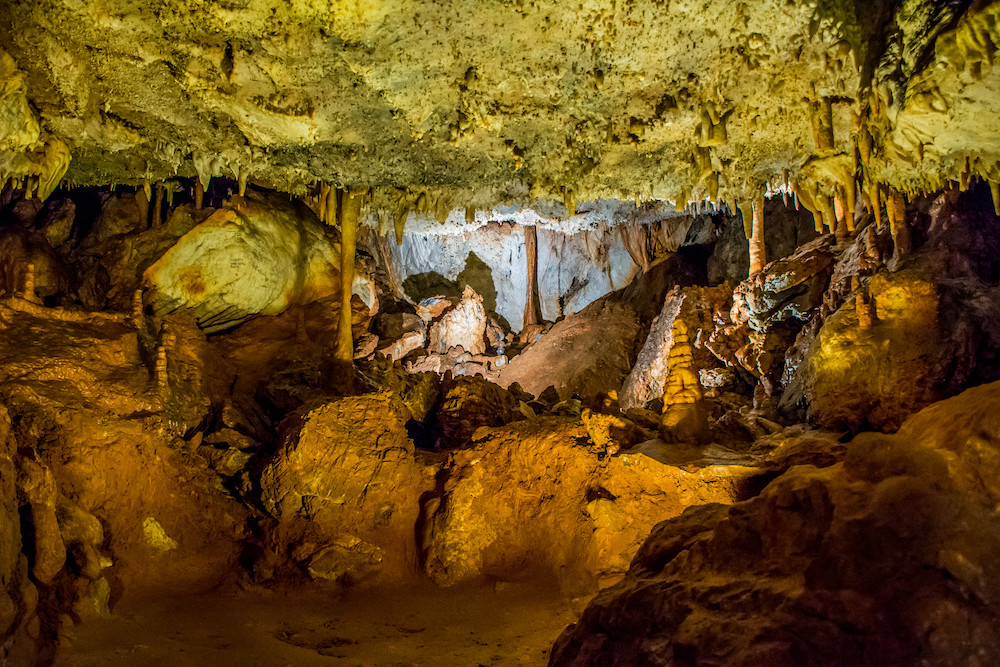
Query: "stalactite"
990 181 1000 216
748 198 765 276
318 182 330 222
870 181 883 230
335 190 362 363
811 97 835 151
326 185 339 226
522 224 542 328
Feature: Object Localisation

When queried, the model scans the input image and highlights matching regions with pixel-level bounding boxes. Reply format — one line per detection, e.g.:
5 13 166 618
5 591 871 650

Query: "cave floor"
55 579 578 666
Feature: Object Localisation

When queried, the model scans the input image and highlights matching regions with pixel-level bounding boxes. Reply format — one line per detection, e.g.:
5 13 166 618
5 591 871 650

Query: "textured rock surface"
259 392 434 585
551 381 1000 666
3 0 998 226
423 416 757 593
428 286 487 355
620 285 730 410
144 190 375 332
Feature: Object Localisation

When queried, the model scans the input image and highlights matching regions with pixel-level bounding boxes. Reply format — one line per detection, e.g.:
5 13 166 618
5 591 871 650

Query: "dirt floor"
54 579 580 667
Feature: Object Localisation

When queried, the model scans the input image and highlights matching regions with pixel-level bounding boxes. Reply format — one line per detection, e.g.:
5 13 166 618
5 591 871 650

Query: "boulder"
551 381 1000 666
144 191 376 332
259 392 434 584
435 375 518 447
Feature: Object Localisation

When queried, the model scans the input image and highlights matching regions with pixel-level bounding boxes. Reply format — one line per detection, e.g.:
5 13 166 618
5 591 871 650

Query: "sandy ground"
54 579 580 667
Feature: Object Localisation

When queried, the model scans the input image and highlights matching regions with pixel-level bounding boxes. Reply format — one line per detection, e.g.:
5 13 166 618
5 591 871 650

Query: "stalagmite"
22 263 39 303
522 224 542 328
155 324 174 392
748 198 766 275
659 319 706 443
854 276 875 329
131 290 143 328
335 189 362 363
194 178 205 209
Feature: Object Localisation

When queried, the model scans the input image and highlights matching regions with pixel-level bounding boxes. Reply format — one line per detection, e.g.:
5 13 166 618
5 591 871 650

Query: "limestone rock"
551 381 1000 666
620 285 729 410
377 330 425 361
144 191 376 333
789 258 967 431
435 375 518 448
428 286 487 355
500 299 640 400
424 417 757 592
374 312 425 341
415 296 452 322
259 392 433 584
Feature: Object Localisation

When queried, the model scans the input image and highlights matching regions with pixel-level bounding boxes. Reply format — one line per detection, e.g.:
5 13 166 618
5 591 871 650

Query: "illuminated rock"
423 417 757 592
435 375 518 448
428 286 487 355
144 191 376 333
259 392 434 584
620 285 729 410
551 381 1000 666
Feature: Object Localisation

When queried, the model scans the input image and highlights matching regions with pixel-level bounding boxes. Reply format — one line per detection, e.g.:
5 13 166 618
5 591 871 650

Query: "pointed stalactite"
833 193 848 244
335 190 363 363
990 181 1000 217
748 198 766 276
870 182 883 230
238 168 249 197
194 178 205 210
326 186 340 226
522 224 542 328
153 184 164 228
886 190 912 257
318 182 330 222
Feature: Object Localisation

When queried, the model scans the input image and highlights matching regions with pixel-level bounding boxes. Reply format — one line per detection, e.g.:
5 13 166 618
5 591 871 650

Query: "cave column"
522 224 542 328
335 189 362 363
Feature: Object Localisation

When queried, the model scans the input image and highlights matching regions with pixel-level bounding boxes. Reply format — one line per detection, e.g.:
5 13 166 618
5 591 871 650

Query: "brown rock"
435 375 518 447
424 417 757 593
260 392 434 584
551 381 1000 666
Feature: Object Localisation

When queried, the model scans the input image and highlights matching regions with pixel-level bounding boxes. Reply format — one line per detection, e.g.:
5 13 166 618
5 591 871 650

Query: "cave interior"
4 0 1000 665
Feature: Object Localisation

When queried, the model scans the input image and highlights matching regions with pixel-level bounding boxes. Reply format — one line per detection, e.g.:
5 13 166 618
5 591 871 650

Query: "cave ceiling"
1 0 999 221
